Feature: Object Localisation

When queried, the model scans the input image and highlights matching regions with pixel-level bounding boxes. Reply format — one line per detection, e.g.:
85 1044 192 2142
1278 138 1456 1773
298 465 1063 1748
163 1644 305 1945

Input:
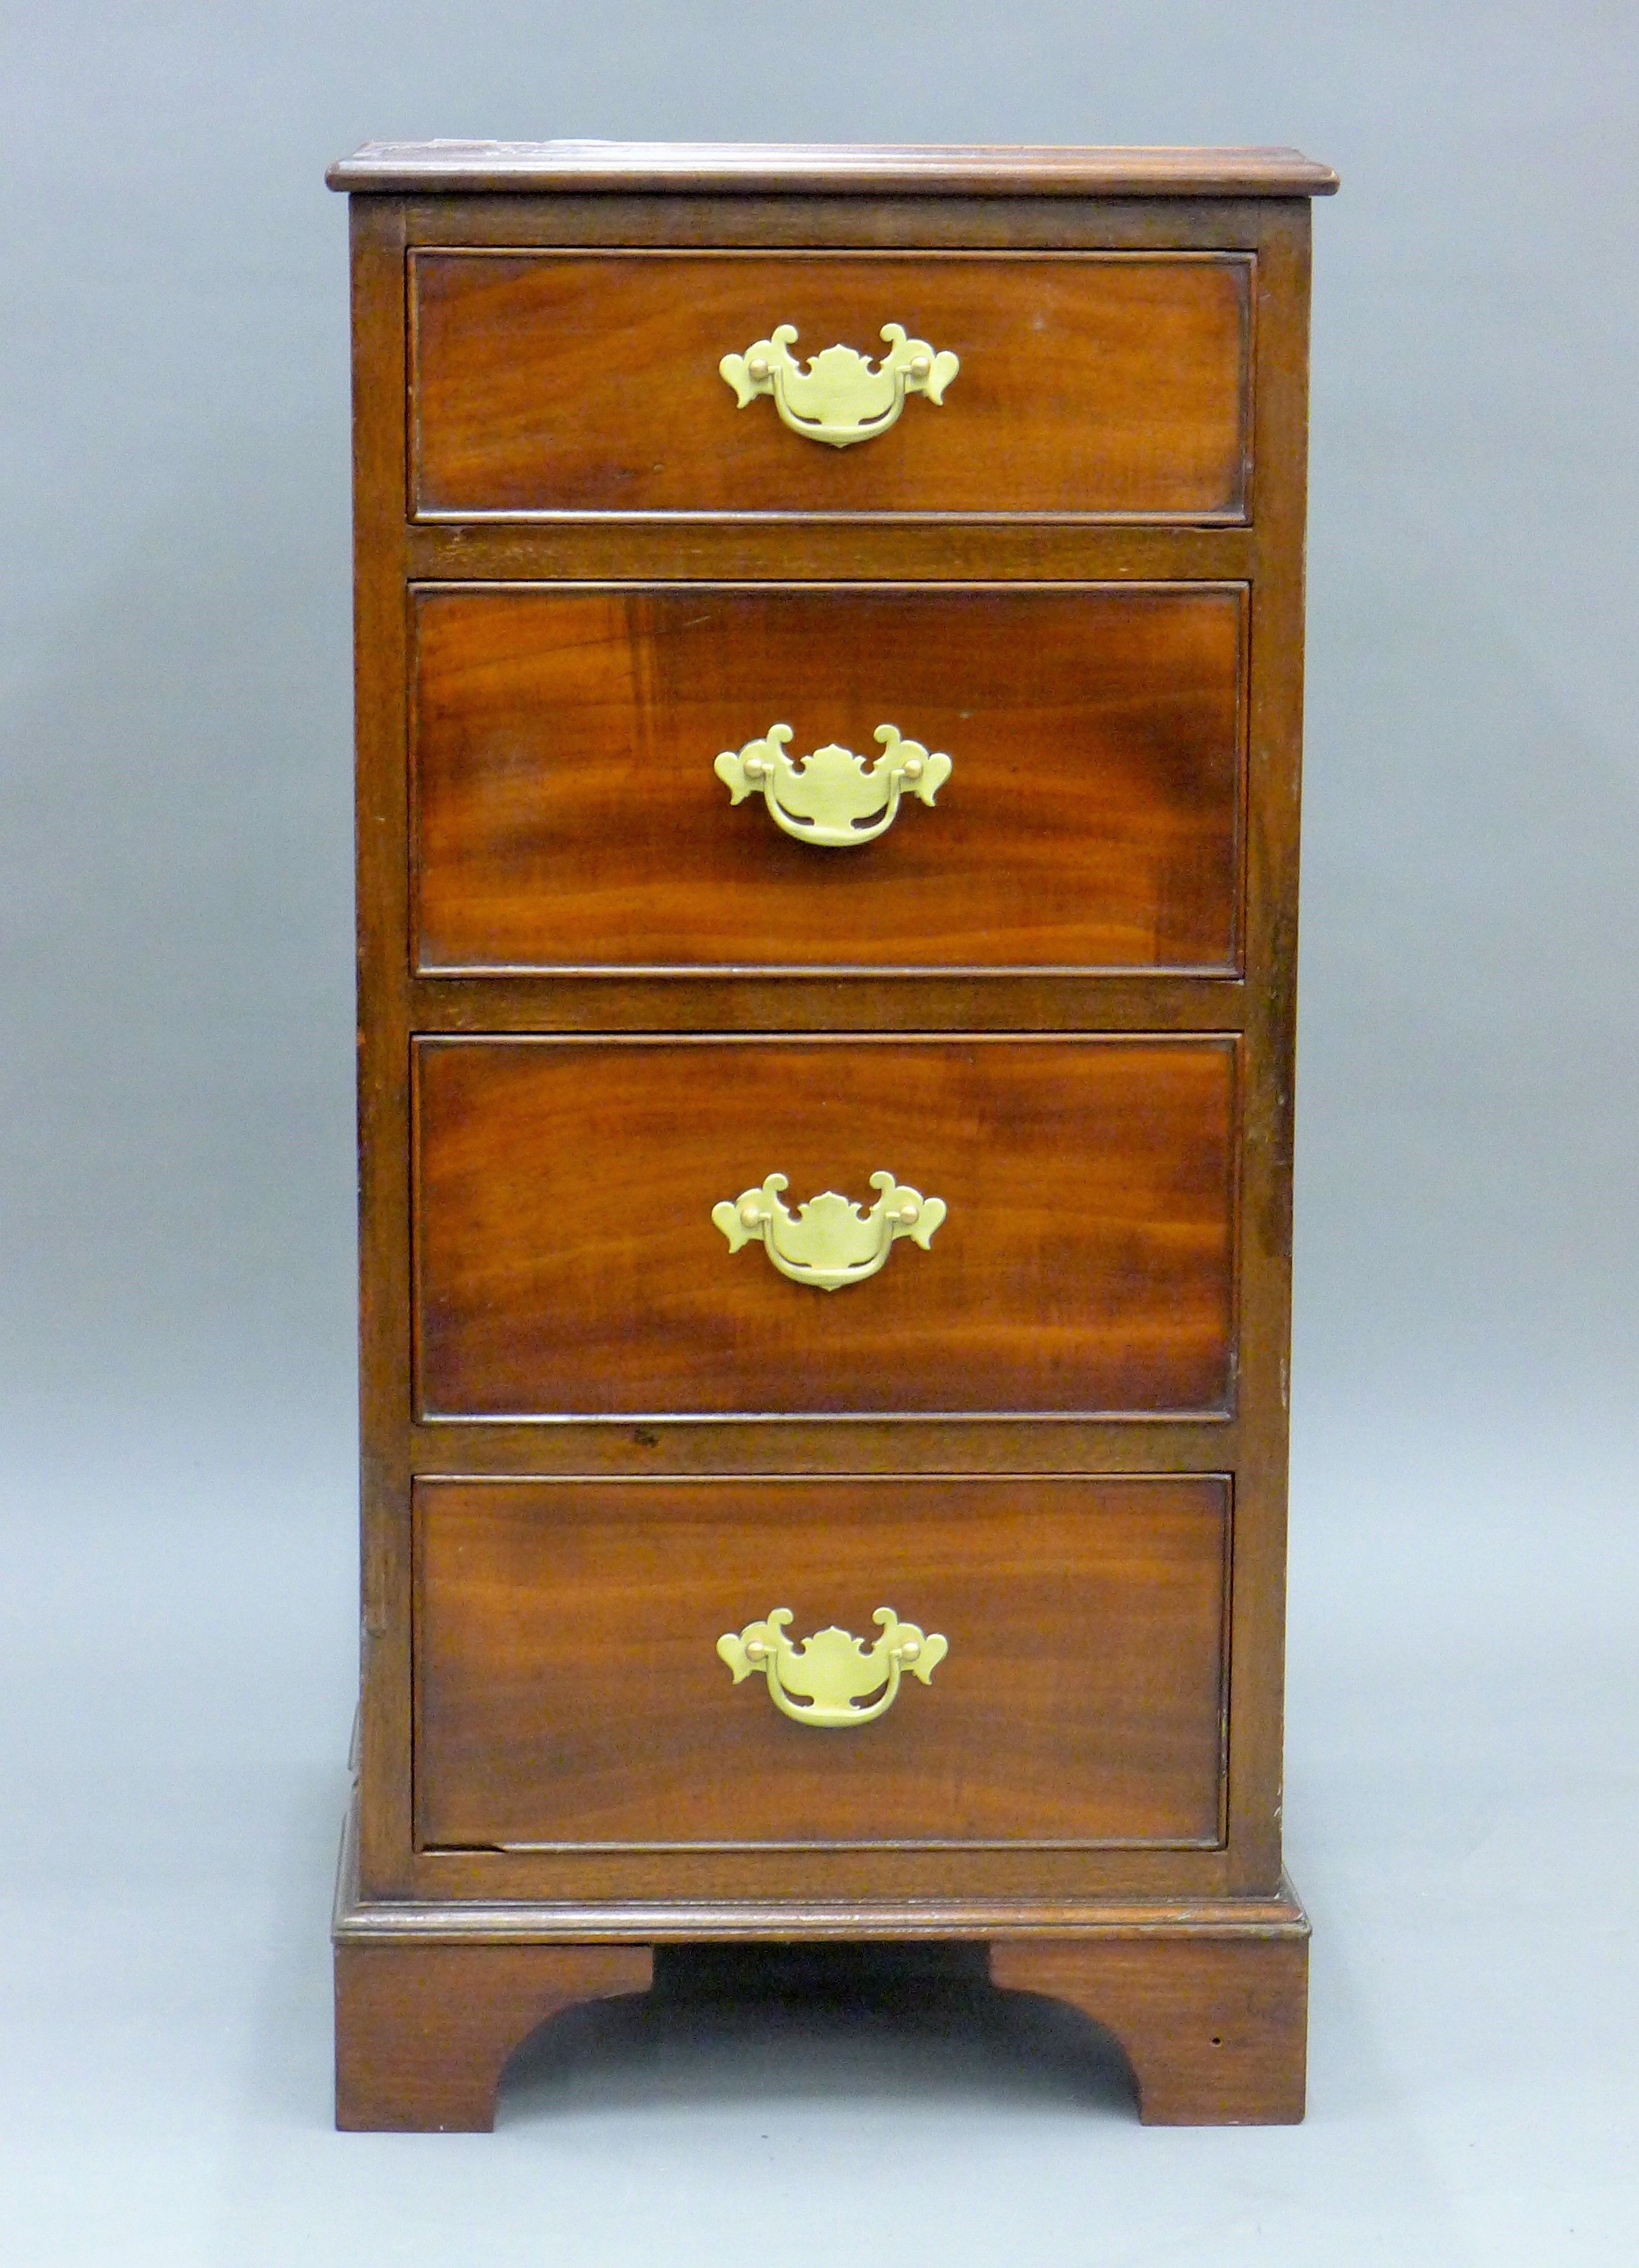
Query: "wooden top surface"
326 141 1338 198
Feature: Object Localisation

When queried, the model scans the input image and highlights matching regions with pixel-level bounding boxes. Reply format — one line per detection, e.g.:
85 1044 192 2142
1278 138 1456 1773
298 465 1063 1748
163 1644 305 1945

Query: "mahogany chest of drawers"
325 139 1337 2131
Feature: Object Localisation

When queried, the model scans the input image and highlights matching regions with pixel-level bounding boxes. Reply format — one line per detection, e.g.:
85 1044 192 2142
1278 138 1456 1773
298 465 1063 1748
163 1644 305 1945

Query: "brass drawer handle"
712 1169 945 1291
716 722 951 847
719 322 959 448
719 1606 948 1728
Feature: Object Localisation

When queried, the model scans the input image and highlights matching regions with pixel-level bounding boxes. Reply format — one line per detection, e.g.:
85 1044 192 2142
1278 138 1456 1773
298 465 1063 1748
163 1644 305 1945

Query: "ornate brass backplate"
712 1169 946 1290
715 722 951 847
718 1606 948 1727
719 322 959 448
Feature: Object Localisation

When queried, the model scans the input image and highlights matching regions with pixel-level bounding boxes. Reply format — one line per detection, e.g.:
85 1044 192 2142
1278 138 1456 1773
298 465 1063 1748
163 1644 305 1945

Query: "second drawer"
412 583 1246 975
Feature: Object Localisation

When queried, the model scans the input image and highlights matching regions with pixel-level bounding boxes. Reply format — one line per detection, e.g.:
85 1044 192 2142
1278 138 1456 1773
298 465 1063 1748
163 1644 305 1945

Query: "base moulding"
335 1805 1308 2130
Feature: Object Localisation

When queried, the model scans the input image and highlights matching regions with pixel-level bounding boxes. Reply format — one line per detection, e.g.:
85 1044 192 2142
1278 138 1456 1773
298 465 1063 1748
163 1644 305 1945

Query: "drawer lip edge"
426 1837 1228 1855
412 962 1247 982
407 506 1253 530
409 1465 1237 1479
411 1408 1238 1426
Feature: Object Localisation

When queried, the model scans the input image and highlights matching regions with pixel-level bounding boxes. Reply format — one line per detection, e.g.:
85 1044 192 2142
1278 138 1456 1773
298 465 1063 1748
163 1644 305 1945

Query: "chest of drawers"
325 139 1336 2132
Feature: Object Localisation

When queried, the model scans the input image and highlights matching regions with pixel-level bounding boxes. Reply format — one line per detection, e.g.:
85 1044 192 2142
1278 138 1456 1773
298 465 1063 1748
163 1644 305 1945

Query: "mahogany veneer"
414 1476 1231 1851
412 1036 1237 1419
410 249 1252 520
328 138 1334 2133
412 583 1247 974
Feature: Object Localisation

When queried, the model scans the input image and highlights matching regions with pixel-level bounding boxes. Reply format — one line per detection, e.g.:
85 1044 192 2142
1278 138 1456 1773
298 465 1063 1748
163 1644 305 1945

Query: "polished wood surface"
410 251 1251 520
336 1774 1310 1930
335 1941 653 2131
414 1476 1229 1850
349 193 1311 1909
335 154 1327 2126
990 1934 1307 2123
331 1908 1304 2130
413 1036 1237 1418
413 584 1245 974
332 142 1339 197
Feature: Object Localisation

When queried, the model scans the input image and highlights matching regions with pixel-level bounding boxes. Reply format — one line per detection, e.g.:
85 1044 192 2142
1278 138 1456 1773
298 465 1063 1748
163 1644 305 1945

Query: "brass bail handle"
712 1168 946 1291
718 1606 949 1727
715 723 952 848
719 321 959 448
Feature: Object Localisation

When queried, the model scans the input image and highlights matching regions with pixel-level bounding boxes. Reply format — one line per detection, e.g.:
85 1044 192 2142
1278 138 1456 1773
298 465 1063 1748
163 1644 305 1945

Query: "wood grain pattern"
330 142 1338 198
1224 201 1311 1891
399 191 1314 259
336 1770 1308 1930
412 584 1245 974
331 1911 1303 2131
348 193 417 1901
405 972 1244 1036
404 518 1256 586
413 1477 1229 1850
990 1933 1307 2123
412 1036 1237 1419
335 1940 653 2131
410 252 1251 520
335 160 1326 2100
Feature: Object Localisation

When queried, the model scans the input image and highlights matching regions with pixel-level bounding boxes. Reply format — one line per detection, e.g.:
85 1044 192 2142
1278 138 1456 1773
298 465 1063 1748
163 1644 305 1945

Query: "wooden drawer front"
413 1037 1236 1419
413 584 1245 975
415 1477 1230 1849
410 251 1252 520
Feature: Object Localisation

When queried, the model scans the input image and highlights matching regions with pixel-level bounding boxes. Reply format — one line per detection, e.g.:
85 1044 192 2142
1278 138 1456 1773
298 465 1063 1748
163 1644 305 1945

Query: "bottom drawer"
414 1476 1229 1851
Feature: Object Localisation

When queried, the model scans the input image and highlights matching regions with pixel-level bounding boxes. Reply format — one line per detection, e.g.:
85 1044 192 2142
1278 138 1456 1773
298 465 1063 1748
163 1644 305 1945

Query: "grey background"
3 3 1636 2259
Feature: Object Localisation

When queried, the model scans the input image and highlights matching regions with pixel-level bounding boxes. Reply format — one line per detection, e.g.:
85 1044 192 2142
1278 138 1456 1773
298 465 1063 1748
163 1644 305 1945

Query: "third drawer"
412 1034 1237 1420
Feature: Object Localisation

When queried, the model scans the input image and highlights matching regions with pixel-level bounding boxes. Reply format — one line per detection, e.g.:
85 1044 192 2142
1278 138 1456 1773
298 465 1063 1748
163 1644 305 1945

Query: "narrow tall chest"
325 140 1337 2131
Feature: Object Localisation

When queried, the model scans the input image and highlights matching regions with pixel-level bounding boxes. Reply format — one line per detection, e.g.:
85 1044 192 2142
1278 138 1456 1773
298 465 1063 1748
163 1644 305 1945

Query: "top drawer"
409 251 1253 522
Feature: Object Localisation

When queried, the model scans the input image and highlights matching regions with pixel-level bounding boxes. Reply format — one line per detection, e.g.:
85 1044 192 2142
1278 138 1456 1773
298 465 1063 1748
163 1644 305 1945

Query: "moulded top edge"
325 140 1339 198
